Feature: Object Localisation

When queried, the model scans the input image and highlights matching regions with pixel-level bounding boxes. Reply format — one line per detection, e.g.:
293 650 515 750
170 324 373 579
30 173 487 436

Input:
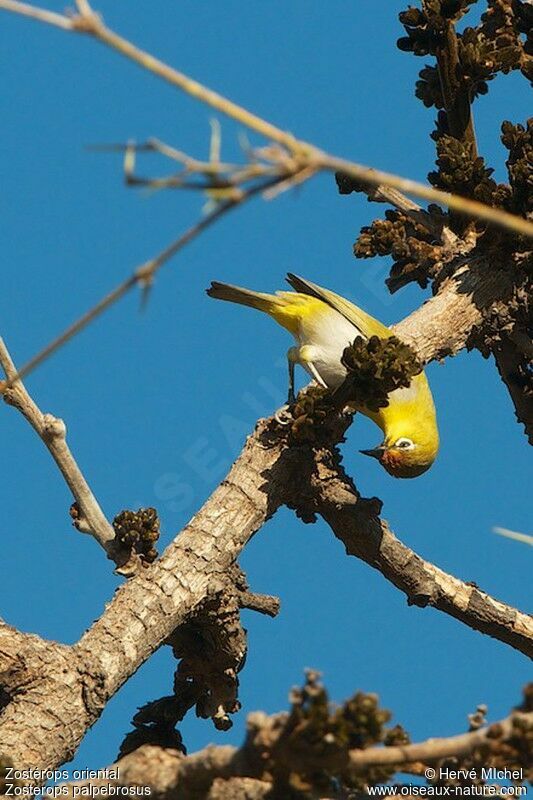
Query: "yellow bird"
207 274 439 478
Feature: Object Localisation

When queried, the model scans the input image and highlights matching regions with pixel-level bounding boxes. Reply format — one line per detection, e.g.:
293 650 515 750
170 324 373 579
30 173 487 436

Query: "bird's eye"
395 438 415 450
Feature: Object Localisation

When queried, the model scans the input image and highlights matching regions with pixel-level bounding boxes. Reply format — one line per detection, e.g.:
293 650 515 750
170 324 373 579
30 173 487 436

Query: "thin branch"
239 592 281 618
0 0 532 239
0 0 72 29
319 155 533 238
349 712 530 768
1 178 280 388
297 443 533 658
0 337 117 557
493 527 533 546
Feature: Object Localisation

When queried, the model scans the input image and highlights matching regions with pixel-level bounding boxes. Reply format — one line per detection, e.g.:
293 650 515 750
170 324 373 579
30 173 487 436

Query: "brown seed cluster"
267 670 407 796
289 386 333 444
112 507 160 564
339 0 533 290
355 208 446 292
337 335 422 412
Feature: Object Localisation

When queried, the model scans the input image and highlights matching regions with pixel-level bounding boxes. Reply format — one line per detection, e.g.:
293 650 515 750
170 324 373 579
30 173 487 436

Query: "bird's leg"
299 345 328 388
274 347 300 425
286 346 299 404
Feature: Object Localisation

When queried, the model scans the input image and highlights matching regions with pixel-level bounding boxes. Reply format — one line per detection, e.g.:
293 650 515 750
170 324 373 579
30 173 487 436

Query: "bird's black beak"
360 446 386 461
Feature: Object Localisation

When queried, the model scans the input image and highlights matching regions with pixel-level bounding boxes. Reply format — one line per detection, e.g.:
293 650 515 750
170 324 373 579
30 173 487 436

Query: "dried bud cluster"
288 337 421 442
399 0 531 89
416 64 445 108
428 134 508 207
289 386 333 444
355 207 446 291
502 118 533 218
339 0 532 294
266 670 408 796
337 335 422 411
398 1 477 56
169 592 245 732
112 507 160 564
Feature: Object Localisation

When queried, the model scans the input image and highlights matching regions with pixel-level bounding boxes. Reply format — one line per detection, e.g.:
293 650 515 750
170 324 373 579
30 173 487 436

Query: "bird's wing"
286 273 392 339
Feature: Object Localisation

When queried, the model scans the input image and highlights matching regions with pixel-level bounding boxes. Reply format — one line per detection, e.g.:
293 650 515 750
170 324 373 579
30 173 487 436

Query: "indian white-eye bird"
207 274 439 478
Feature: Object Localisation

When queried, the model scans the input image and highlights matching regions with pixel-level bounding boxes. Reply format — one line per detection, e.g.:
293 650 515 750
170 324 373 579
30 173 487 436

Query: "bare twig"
320 155 533 238
239 592 281 618
0 337 117 556
115 138 282 193
0 0 532 239
1 177 281 388
493 527 533 546
349 712 531 768
0 0 72 28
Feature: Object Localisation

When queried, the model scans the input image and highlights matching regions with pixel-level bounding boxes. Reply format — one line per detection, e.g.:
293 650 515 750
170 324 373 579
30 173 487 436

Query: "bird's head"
360 429 439 479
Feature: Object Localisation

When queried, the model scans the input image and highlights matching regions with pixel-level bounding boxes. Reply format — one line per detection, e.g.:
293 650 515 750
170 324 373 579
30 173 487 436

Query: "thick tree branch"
392 255 518 362
0 420 287 769
0 620 47 697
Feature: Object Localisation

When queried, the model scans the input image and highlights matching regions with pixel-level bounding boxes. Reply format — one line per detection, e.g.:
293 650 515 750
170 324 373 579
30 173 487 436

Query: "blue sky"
0 0 530 773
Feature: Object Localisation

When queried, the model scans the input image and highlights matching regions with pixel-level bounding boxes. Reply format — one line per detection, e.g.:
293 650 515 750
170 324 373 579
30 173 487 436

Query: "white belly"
296 306 362 389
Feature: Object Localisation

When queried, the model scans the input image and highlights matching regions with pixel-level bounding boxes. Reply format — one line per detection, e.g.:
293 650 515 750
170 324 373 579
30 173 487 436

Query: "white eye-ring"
394 437 415 450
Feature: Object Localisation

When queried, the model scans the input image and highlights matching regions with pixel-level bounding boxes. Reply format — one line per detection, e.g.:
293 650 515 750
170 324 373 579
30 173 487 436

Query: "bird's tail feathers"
206 281 278 314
